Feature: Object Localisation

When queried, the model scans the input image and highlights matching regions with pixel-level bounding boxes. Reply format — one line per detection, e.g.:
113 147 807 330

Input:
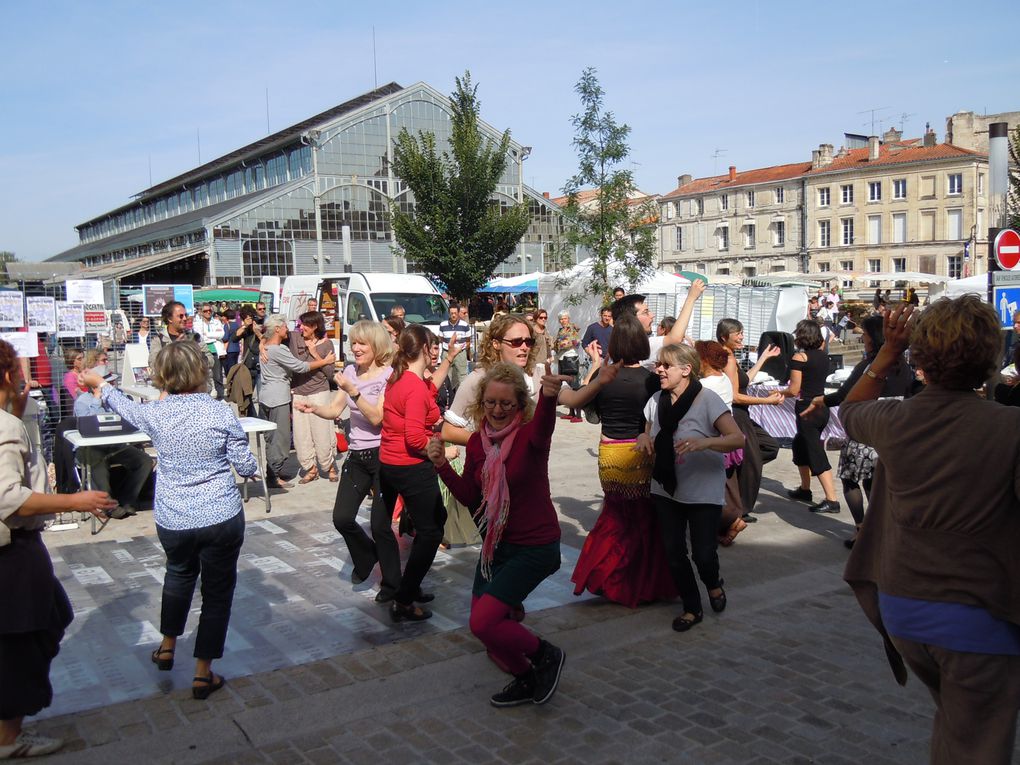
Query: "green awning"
193 288 263 302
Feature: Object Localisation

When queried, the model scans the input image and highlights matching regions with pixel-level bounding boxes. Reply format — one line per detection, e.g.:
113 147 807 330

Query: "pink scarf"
475 413 522 580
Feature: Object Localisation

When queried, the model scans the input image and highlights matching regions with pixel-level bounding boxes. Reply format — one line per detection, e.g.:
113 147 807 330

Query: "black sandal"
671 612 703 632
709 588 727 613
390 602 432 623
192 672 225 700
151 646 174 671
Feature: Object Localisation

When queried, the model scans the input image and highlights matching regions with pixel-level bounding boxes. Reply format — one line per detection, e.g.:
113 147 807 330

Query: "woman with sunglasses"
427 363 573 707
441 314 544 447
635 344 743 632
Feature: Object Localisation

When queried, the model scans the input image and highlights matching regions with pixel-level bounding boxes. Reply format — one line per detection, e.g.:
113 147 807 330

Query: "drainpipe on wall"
799 177 809 273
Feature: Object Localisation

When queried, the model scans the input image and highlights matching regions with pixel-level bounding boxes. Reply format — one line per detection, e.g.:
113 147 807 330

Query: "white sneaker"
0 731 64 759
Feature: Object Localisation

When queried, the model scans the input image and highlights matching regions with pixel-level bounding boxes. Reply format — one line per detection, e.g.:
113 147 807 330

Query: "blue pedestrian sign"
993 286 1020 329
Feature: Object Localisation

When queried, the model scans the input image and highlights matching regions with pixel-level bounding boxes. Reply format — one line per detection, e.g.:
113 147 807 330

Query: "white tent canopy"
863 271 950 283
931 273 988 300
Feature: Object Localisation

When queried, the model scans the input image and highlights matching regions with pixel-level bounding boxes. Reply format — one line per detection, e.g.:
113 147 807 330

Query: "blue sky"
2 0 1018 261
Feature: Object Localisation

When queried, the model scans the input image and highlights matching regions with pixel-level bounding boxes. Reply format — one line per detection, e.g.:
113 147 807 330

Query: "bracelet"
864 367 887 382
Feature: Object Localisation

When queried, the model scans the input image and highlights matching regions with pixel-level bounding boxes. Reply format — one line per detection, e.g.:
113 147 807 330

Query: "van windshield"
371 293 448 325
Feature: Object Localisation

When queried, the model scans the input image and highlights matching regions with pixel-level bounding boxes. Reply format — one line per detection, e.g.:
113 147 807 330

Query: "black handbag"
558 356 579 377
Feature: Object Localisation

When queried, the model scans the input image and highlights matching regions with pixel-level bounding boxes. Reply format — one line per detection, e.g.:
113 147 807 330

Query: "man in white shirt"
438 302 472 389
194 303 225 398
612 280 707 370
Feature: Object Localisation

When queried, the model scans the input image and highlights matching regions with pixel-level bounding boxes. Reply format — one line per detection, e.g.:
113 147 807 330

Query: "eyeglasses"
483 399 518 411
256 307 266 312
500 337 536 348
654 361 673 370
537 314 547 320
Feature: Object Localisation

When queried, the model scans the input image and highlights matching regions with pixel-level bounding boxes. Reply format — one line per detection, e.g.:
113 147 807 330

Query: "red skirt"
571 441 677 608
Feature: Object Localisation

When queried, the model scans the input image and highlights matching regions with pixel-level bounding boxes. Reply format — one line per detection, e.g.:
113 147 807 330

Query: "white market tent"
932 273 988 299
478 271 544 294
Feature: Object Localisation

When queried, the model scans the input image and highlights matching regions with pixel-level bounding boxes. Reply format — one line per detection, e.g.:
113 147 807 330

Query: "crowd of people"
2 281 1019 761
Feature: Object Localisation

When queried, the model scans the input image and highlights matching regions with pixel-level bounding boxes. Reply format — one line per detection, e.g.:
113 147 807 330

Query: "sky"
2 0 1019 262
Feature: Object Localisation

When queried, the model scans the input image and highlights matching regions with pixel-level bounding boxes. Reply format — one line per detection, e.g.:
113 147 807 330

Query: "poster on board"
0 331 39 358
0 291 25 329
66 279 105 305
83 304 109 333
56 302 85 339
143 284 195 316
26 297 56 333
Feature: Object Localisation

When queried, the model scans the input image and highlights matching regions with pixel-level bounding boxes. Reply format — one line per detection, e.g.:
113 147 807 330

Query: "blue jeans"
156 511 245 660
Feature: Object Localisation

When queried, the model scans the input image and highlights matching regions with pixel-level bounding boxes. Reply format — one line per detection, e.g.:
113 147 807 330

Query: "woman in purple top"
296 320 398 596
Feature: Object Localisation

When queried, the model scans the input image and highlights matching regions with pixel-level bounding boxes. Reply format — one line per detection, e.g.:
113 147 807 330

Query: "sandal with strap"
192 672 225 700
328 466 339 482
298 468 319 484
151 646 174 671
719 517 748 547
671 611 703 632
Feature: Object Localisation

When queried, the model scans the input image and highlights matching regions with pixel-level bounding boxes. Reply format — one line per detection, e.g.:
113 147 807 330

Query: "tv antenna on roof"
858 106 890 136
899 112 917 132
711 148 727 175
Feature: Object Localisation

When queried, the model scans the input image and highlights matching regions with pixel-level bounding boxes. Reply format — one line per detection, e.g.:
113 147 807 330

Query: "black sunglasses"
500 337 536 348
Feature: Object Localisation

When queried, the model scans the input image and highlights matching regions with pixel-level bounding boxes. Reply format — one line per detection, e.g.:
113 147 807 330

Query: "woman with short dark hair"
82 341 259 700
290 311 337 483
570 315 673 607
842 298 1020 763
783 319 840 512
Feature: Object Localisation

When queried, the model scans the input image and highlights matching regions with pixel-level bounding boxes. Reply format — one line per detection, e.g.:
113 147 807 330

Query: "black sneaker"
490 671 536 708
530 640 565 705
786 487 813 502
809 499 841 514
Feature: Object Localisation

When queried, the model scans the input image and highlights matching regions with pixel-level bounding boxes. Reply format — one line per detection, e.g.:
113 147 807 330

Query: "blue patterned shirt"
101 386 258 531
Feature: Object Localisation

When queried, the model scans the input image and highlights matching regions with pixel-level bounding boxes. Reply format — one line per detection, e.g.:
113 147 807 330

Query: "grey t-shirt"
643 387 729 505
259 345 311 408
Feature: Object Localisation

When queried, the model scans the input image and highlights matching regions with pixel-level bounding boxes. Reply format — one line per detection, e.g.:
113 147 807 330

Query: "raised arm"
729 347 784 407
557 362 620 409
430 333 461 392
94 379 154 432
664 279 707 344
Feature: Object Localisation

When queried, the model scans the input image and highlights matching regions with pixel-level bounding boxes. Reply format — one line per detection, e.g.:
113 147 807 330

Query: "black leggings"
380 461 447 606
652 496 722 616
732 407 779 512
332 447 401 595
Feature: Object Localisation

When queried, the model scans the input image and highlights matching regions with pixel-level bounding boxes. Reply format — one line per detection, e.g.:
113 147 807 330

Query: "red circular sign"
995 229 1020 271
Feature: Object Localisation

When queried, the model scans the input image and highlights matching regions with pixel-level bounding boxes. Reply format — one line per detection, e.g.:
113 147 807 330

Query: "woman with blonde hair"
636 343 743 632
842 298 1020 763
427 363 572 707
296 320 397 593
82 341 258 700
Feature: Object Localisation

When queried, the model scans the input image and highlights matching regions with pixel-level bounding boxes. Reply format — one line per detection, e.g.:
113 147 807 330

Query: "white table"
119 383 161 402
64 417 278 534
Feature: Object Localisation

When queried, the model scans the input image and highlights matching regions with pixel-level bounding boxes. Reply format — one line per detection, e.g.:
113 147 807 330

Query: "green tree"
0 251 17 281
556 68 656 300
390 72 531 301
1008 126 1020 231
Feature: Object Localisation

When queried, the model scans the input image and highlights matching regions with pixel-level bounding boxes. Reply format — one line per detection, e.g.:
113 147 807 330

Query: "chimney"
883 126 902 144
923 122 937 148
678 174 693 187
818 144 834 166
811 149 820 169
868 136 880 161
542 191 550 199
728 166 736 182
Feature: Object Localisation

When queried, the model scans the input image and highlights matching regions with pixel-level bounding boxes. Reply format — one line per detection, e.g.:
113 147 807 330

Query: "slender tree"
390 72 531 301
1008 125 1020 232
556 68 656 299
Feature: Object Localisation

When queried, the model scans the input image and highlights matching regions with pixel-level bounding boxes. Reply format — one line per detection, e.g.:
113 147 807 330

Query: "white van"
260 272 448 359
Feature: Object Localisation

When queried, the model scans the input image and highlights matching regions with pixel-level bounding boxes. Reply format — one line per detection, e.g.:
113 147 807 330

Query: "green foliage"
556 67 656 302
1009 126 1020 232
390 72 531 301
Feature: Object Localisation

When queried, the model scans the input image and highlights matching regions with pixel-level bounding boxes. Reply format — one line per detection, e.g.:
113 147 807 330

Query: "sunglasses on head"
500 337 536 348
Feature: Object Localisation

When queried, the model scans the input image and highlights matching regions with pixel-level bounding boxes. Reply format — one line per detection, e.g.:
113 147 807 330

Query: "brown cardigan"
841 386 1020 684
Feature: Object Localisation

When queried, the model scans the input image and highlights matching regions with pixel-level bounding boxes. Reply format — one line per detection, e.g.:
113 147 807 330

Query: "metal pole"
987 123 1009 305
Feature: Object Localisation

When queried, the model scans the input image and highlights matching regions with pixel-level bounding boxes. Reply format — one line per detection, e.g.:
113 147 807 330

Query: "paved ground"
28 409 1019 763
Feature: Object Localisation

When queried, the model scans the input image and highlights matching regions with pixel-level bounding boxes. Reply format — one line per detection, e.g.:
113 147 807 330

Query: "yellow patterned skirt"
598 439 653 499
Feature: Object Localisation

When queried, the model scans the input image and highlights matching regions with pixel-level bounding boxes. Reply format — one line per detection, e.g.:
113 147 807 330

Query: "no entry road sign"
995 229 1020 271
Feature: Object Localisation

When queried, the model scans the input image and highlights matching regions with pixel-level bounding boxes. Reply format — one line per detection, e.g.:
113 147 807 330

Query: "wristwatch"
349 391 361 402
864 366 887 382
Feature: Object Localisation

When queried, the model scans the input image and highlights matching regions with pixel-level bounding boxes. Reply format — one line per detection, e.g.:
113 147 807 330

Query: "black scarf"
652 379 703 496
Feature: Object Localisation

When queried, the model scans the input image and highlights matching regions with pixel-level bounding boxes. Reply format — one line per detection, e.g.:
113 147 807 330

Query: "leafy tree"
556 68 656 300
390 72 531 301
1008 126 1020 232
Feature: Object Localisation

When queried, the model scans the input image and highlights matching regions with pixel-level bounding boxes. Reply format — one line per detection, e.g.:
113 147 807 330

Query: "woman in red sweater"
427 363 571 708
380 325 446 622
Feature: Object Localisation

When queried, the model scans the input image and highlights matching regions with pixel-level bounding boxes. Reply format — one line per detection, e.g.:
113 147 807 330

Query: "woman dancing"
427 363 571 707
570 314 676 607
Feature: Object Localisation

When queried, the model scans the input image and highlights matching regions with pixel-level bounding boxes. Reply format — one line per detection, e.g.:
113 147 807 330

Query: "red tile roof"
661 141 986 199
804 141 984 175
661 162 813 199
549 189 657 209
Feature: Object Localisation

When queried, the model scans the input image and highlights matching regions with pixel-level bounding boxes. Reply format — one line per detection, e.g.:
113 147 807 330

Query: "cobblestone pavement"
29 413 1020 763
